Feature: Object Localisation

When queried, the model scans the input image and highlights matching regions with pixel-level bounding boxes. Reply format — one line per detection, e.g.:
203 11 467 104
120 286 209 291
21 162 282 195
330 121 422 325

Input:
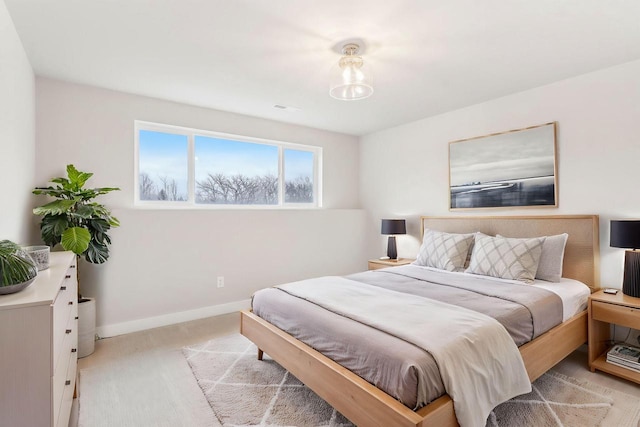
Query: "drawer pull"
70 265 76 268
65 380 71 386
61 286 67 291
65 275 71 279
75 316 78 320
65 329 72 334
68 301 74 305
71 348 77 353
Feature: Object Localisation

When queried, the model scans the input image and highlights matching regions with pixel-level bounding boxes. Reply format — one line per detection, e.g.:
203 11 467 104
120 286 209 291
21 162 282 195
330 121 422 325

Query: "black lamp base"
622 250 640 298
387 236 398 260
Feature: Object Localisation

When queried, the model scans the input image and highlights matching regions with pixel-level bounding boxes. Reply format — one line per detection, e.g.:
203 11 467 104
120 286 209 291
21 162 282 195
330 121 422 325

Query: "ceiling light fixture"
329 43 373 101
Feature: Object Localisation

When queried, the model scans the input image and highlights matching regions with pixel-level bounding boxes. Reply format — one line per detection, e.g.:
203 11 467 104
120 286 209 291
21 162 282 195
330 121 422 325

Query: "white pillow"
466 235 545 283
414 229 475 272
498 233 568 282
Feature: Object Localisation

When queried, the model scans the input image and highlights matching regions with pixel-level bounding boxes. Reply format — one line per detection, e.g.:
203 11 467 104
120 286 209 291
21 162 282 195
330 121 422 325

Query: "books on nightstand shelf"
606 344 640 373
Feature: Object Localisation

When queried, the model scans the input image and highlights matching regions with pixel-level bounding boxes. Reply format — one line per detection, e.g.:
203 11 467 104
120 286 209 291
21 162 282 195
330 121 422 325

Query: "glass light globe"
329 45 373 101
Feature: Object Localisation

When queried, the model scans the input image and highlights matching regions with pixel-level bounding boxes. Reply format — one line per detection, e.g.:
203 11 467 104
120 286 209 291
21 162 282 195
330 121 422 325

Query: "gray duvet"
251 265 563 410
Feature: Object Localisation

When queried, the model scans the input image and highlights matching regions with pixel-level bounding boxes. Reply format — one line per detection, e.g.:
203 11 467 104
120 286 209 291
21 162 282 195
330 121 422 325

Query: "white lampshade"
329 43 373 101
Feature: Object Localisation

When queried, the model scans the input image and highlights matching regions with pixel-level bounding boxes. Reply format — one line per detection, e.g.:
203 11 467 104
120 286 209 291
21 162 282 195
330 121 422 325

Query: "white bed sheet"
530 278 590 321
417 266 590 322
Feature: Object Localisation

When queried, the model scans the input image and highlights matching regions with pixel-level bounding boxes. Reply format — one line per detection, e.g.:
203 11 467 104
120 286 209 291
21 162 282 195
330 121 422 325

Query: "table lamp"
610 219 640 298
381 219 406 260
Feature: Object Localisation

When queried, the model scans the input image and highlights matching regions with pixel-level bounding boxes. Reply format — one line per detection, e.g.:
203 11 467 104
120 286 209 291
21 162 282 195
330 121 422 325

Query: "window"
135 121 322 207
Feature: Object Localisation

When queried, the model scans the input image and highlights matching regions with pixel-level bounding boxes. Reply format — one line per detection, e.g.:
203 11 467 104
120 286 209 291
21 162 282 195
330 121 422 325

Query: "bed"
241 215 600 427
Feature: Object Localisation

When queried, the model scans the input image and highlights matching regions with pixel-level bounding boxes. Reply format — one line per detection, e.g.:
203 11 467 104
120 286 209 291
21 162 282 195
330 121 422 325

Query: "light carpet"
78 349 218 426
184 334 640 427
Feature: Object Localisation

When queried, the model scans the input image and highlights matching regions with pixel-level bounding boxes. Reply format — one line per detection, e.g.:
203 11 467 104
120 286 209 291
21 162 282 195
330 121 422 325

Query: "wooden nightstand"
368 258 414 271
588 290 640 384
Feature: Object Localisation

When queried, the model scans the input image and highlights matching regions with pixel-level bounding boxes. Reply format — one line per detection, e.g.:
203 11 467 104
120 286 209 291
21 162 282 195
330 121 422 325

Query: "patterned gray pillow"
414 229 475 271
466 235 545 283
464 232 489 268
498 233 568 282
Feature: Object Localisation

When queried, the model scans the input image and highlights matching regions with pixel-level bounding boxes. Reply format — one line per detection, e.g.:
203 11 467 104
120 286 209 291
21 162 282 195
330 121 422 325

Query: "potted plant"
0 240 38 295
33 164 120 357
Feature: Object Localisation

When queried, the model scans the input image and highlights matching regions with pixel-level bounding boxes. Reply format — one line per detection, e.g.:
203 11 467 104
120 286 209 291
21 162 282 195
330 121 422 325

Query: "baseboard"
96 299 251 338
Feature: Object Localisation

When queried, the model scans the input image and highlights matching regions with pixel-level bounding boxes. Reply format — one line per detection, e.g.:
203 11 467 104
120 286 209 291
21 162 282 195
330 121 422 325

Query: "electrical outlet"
217 276 224 288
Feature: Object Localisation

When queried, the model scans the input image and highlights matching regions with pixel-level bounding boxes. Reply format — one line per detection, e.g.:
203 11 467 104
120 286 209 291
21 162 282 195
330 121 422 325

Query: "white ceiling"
5 0 640 136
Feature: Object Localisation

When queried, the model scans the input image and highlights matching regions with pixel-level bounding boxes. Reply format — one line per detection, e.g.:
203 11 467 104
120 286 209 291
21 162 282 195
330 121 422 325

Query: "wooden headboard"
421 215 600 289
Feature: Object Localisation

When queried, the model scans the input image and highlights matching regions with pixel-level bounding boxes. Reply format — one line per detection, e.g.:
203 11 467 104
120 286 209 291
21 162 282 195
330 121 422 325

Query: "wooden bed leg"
257 348 264 360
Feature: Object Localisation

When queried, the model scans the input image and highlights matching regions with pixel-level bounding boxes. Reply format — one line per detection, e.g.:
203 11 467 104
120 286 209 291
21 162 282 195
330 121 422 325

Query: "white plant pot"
78 297 96 358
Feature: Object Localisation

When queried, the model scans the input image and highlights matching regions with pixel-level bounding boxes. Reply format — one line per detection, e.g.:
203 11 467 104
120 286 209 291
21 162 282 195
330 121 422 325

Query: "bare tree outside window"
196 173 278 204
139 173 185 201
259 174 279 204
285 176 313 203
139 172 156 200
159 175 181 201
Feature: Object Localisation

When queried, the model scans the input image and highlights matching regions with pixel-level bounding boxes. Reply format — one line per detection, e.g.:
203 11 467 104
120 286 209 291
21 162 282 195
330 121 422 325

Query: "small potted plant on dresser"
0 240 38 295
33 164 120 357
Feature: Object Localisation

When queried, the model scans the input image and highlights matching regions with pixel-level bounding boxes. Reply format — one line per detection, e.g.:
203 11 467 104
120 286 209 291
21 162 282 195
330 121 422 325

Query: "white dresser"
0 251 78 427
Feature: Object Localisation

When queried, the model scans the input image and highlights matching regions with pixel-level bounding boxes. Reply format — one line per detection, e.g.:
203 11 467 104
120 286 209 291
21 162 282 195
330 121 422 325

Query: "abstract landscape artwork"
449 122 557 210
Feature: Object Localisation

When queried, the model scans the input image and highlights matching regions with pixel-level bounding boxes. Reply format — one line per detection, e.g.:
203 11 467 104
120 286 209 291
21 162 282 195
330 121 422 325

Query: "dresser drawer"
52 266 77 373
54 309 78 376
591 300 640 329
52 321 78 427
52 295 74 372
56 349 78 427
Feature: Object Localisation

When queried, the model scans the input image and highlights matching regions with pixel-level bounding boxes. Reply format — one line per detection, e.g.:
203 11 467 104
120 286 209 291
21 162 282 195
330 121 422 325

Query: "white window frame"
134 121 323 208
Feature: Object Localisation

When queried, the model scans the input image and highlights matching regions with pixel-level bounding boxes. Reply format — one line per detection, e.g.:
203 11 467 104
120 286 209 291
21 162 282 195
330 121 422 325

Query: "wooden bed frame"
241 215 600 427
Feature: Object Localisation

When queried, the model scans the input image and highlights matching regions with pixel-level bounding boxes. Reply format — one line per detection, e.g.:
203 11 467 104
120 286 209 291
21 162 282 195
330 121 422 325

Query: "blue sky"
284 149 313 181
139 130 188 196
195 136 278 180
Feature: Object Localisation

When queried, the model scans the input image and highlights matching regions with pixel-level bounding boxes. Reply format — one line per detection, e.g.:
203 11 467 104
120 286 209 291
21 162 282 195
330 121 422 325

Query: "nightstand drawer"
368 261 387 271
591 300 640 329
368 258 414 271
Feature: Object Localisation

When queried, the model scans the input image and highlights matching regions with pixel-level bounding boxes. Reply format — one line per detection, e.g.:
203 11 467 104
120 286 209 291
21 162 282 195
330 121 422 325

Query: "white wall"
0 0 35 243
36 78 365 336
360 59 640 289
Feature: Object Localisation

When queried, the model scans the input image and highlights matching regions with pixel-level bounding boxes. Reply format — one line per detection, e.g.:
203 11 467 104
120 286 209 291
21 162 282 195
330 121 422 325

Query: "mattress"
251 265 589 410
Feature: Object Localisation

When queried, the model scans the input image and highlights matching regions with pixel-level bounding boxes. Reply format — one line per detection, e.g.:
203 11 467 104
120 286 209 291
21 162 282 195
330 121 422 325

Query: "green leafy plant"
0 240 37 286
33 164 120 264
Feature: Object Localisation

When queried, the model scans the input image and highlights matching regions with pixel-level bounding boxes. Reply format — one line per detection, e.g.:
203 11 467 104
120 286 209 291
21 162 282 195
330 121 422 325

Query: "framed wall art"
449 122 557 210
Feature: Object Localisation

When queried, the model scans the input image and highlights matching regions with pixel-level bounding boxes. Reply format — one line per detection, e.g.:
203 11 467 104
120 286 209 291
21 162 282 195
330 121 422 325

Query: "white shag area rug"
183 334 640 427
